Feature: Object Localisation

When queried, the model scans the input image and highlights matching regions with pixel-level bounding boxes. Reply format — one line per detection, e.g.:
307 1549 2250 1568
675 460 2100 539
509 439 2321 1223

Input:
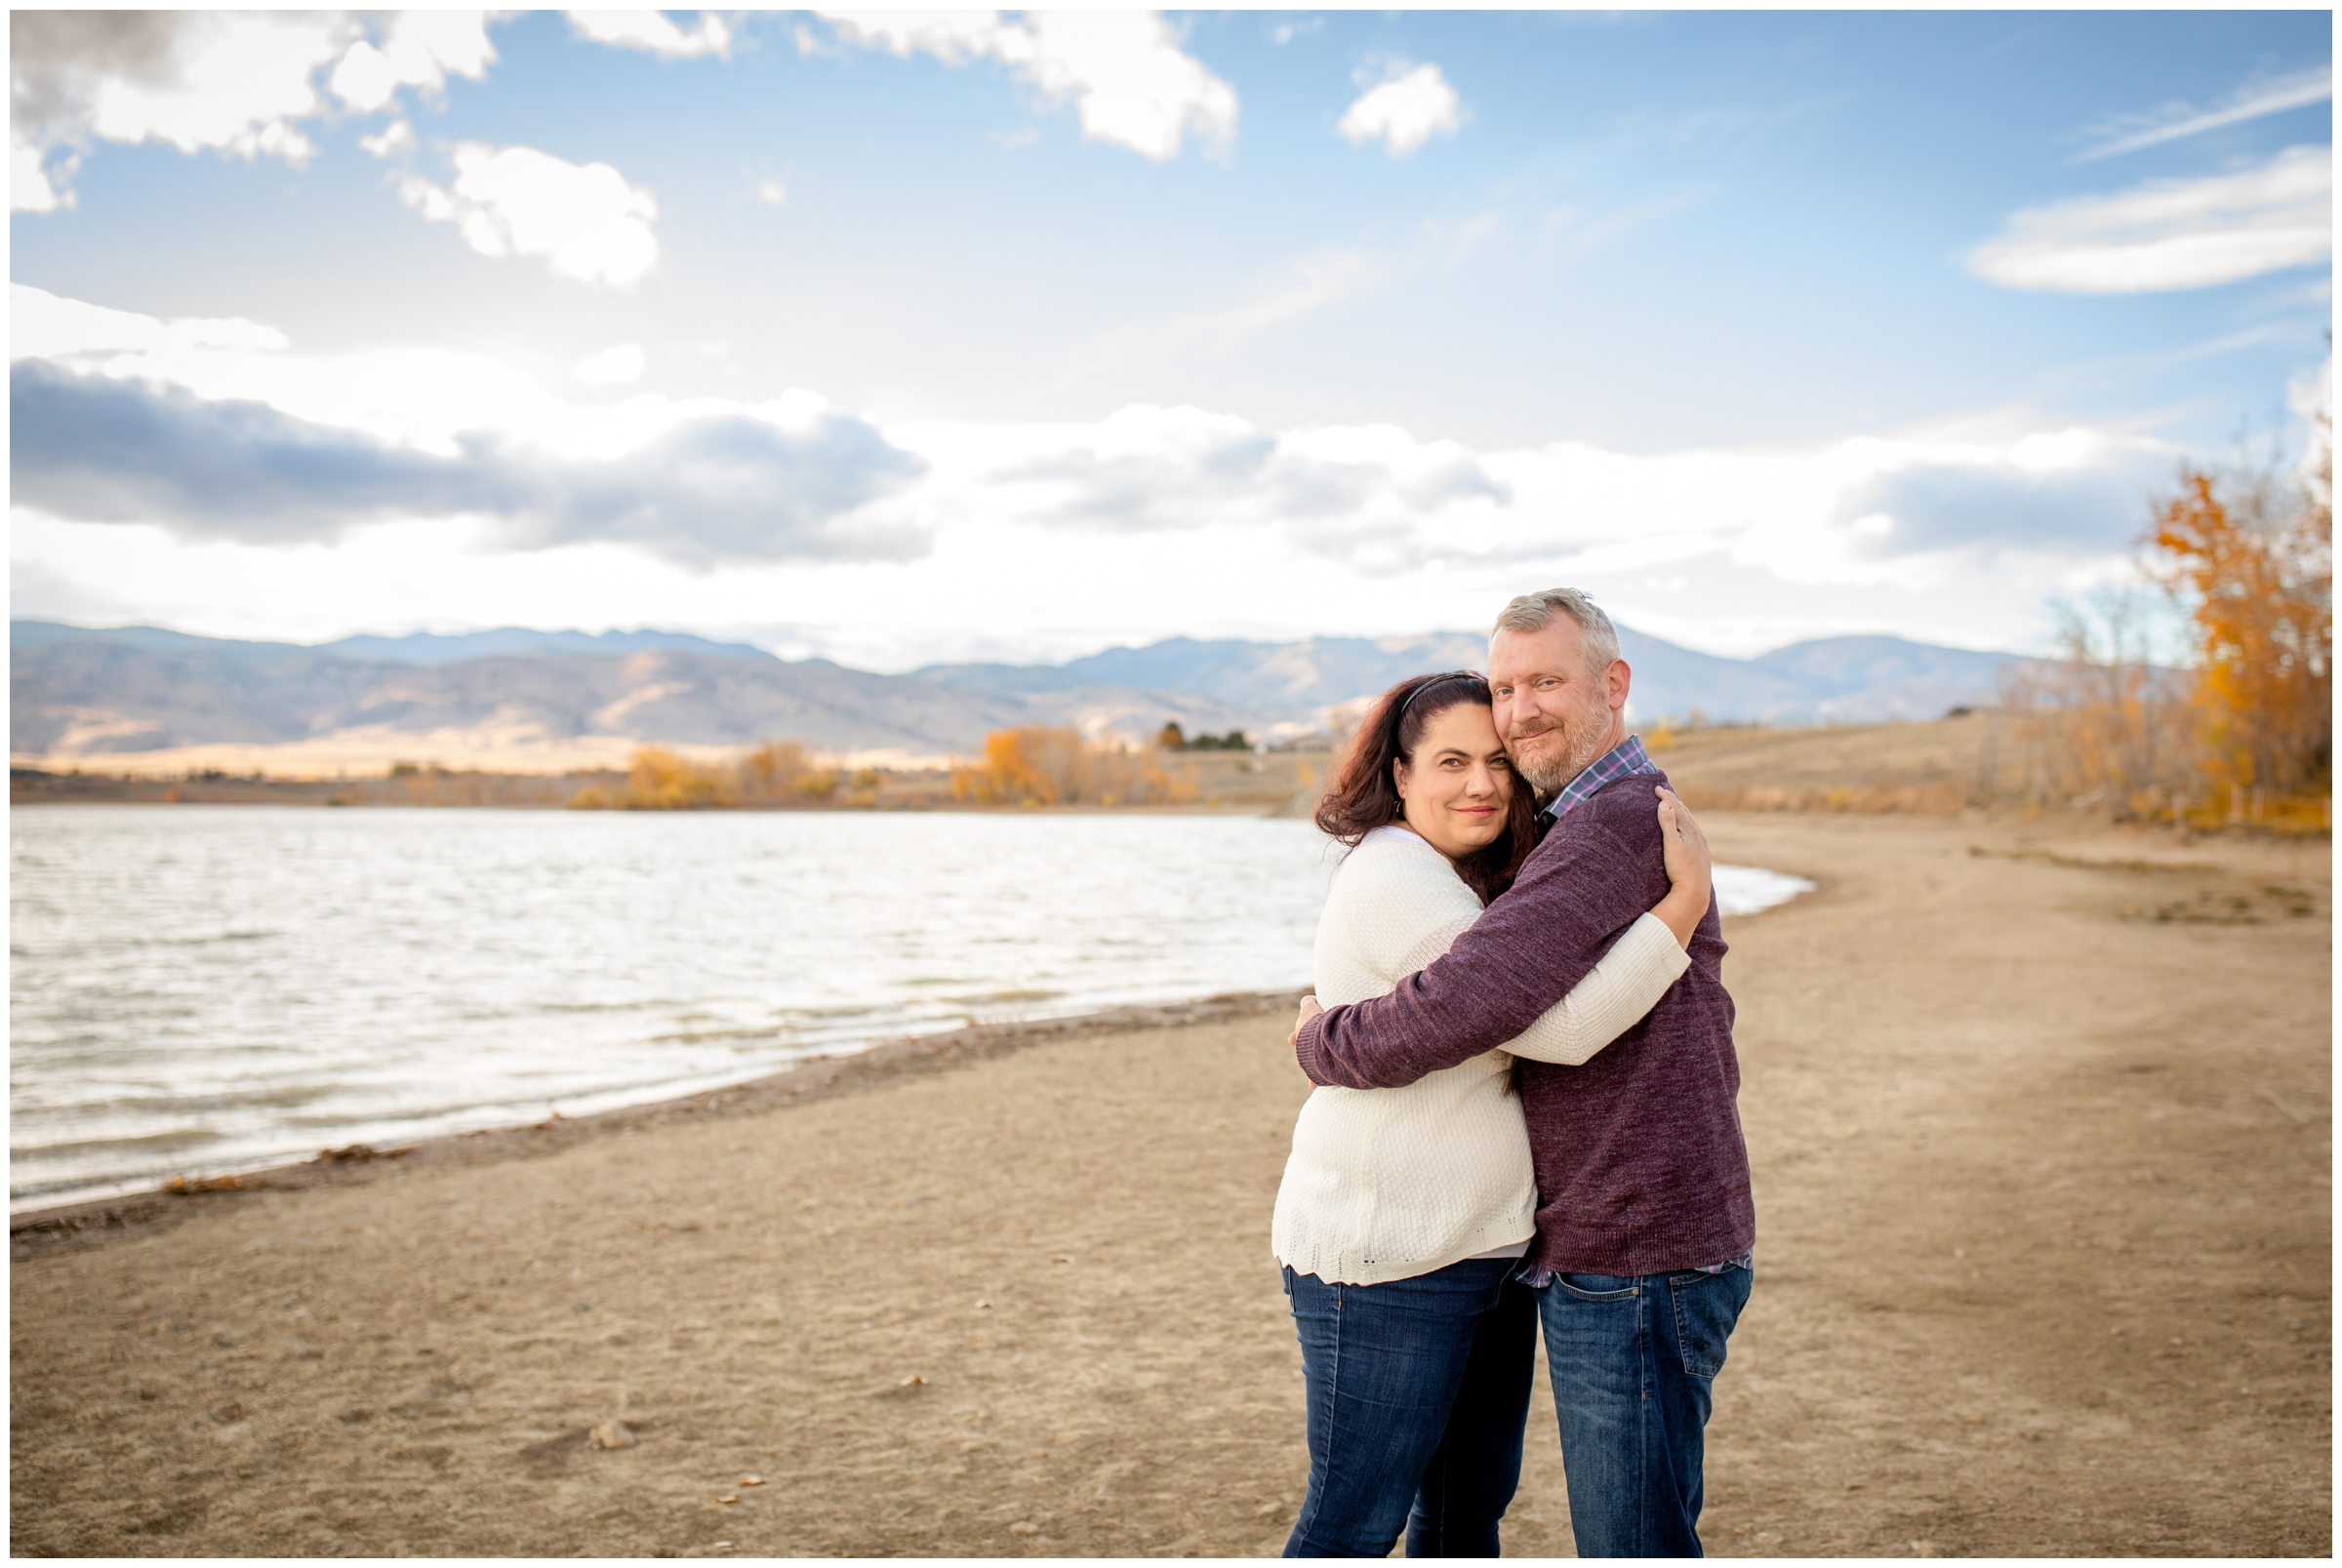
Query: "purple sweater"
1294 767 1755 1276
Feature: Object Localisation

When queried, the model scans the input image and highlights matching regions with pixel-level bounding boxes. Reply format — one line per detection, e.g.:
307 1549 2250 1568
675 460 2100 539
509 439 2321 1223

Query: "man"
1291 586 1754 1558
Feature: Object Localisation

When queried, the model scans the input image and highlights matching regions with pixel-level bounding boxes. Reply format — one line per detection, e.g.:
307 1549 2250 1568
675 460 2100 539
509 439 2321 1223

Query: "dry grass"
1651 714 2007 816
1654 714 2331 833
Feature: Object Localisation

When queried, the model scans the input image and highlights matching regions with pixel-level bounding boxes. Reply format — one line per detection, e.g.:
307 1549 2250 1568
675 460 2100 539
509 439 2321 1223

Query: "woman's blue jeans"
1280 1257 1537 1558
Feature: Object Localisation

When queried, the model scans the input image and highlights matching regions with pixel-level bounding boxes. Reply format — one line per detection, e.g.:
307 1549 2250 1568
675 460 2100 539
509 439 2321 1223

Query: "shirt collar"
1542 733 1652 821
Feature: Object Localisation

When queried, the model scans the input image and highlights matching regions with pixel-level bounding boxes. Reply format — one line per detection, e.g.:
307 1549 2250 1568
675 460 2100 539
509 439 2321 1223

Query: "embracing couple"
1272 586 1756 1558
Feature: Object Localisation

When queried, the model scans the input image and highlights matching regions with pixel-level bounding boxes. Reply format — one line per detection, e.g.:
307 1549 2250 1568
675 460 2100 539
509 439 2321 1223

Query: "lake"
10 807 1814 1210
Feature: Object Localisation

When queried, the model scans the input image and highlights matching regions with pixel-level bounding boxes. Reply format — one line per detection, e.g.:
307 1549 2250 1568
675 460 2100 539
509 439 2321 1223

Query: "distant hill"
920 631 1492 711
10 619 2034 773
923 626 2025 728
1748 635 2019 722
7 622 1259 768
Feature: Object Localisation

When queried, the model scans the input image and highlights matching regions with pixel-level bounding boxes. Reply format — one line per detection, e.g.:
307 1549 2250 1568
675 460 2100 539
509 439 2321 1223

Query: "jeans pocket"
1552 1272 1638 1303
1669 1264 1754 1379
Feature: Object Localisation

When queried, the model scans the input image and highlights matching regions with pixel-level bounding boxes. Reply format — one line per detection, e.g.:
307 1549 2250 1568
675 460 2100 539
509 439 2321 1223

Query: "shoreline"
8 783 1319 817
11 857 1821 1230
18 782 2329 840
8 988 1305 1260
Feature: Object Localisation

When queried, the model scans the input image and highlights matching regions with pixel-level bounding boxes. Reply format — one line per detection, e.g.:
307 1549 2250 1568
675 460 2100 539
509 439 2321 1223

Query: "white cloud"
1338 63 1461 157
910 406 1511 572
2077 65 2332 163
11 282 291 359
573 342 648 386
328 34 479 116
359 120 416 159
819 13 1022 62
566 10 733 60
756 178 788 207
399 143 661 288
1023 13 1239 162
819 10 1238 161
329 12 496 113
17 361 927 568
879 400 2172 596
1968 145 2331 294
14 285 837 474
2289 355 2331 426
2289 354 2333 492
11 13 500 210
14 286 922 570
79 13 344 163
12 137 73 213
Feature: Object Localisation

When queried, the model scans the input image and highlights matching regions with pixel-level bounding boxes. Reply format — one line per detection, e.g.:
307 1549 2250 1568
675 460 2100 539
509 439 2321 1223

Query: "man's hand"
1289 994 1323 1050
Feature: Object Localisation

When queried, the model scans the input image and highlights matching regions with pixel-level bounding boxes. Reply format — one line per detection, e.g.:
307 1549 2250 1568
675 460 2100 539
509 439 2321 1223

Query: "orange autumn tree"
568 745 728 809
738 739 842 803
950 726 1191 806
569 741 871 810
2147 427 2332 821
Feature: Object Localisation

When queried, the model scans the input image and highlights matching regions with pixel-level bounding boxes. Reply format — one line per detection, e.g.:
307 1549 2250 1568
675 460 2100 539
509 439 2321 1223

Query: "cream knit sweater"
1271 825 1691 1286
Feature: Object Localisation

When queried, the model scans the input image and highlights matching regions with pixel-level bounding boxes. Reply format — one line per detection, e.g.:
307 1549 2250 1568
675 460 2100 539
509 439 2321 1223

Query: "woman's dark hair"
1314 670 1538 903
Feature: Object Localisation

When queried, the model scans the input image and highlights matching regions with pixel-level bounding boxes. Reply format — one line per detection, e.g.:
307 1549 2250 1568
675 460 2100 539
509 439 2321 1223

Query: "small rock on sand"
588 1421 636 1450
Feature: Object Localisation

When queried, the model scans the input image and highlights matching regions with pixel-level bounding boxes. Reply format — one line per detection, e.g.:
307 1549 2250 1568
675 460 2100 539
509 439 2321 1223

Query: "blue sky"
10 9 2333 669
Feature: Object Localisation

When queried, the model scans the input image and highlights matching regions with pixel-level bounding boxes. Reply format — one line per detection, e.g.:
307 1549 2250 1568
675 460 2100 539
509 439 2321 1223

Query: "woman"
1272 669 1714 1559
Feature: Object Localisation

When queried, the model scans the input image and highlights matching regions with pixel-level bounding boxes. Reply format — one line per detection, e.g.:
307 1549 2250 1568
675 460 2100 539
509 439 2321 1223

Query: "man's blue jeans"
1535 1257 1754 1558
1280 1258 1537 1557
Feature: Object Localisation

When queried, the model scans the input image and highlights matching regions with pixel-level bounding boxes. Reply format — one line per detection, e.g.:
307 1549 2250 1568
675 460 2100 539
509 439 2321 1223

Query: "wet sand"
10 812 2330 1556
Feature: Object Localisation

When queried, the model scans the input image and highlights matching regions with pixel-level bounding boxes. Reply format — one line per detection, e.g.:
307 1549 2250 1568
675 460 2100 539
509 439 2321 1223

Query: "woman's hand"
1653 784 1714 949
1289 994 1323 1052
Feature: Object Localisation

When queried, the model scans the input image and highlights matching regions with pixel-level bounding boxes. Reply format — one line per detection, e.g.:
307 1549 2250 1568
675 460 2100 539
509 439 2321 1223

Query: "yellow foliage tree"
738 739 842 803
951 726 1191 806
626 745 725 809
569 740 870 810
2148 441 2332 818
568 746 725 809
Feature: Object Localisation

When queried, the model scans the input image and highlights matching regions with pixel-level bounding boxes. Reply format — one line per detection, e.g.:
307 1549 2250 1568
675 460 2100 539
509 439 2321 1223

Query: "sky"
9 8 2333 671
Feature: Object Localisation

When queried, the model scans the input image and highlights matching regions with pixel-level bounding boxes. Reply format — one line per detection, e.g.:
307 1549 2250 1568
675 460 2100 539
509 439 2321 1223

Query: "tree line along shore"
6 733 1325 816
13 707 2330 838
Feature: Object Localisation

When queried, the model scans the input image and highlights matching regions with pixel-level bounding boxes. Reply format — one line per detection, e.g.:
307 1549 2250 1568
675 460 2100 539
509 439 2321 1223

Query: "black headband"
1395 670 1484 723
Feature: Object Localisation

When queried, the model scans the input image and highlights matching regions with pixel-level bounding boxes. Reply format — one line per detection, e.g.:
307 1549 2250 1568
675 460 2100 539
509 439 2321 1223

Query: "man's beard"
1508 706 1612 797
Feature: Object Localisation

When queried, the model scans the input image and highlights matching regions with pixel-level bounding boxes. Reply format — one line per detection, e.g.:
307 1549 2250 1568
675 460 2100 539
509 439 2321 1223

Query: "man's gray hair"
1493 587 1622 674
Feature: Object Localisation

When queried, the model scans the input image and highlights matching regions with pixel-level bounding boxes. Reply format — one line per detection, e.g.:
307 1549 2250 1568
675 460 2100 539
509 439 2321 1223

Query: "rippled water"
11 807 1811 1210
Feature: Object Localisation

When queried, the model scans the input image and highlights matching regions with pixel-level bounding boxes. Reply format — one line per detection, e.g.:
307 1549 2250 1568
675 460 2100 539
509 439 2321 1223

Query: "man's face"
1488 620 1630 794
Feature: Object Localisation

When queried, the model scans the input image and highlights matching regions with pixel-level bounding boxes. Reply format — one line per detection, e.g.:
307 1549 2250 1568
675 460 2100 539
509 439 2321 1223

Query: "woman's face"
1393 701 1515 862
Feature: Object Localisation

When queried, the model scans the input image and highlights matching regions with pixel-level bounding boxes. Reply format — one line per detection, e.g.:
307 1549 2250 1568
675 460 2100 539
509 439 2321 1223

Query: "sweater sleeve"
1494 912 1688 1066
1296 793 1667 1091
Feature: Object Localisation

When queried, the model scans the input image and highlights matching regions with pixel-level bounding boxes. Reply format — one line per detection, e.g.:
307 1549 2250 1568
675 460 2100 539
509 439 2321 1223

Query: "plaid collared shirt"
1541 733 1653 821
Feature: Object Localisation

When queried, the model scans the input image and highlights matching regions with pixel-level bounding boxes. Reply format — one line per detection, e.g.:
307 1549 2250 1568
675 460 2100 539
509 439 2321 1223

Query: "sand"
10 812 2330 1557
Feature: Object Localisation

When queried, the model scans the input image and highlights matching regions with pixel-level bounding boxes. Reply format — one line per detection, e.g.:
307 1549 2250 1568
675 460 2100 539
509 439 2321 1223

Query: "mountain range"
10 620 2030 774
915 627 2016 728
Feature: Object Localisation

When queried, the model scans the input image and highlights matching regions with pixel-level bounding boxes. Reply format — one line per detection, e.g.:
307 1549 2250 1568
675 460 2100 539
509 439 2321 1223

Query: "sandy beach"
10 811 2330 1557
